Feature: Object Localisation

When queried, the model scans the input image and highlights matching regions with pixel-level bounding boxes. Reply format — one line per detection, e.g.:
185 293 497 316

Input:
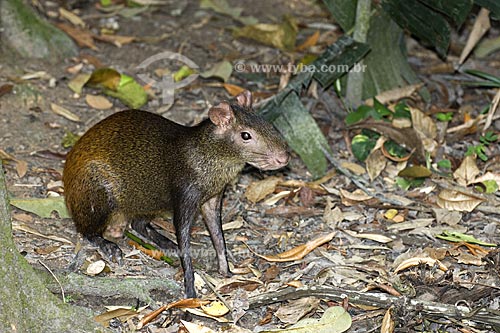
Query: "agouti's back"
63 90 289 298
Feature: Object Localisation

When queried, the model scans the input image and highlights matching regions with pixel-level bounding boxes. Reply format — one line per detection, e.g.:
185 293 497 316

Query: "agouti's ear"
208 102 235 128
235 90 253 109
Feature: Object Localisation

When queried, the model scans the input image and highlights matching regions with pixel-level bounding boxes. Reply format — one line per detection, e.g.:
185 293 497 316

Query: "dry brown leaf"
94 34 136 47
323 197 343 226
453 155 480 186
223 83 246 96
394 257 448 273
472 172 500 185
85 94 113 110
295 30 320 51
94 307 144 327
483 88 500 133
128 240 165 260
340 188 373 202
275 297 320 324
252 232 336 262
0 149 28 178
138 298 210 329
459 8 491 64
436 189 484 212
381 307 395 333
343 230 393 243
340 161 365 175
365 148 387 181
366 83 424 106
245 176 281 203
50 103 81 122
56 23 97 50
181 320 217 333
59 8 85 27
410 106 437 154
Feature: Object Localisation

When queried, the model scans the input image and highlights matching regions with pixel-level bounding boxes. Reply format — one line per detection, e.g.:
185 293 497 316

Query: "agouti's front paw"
87 235 123 265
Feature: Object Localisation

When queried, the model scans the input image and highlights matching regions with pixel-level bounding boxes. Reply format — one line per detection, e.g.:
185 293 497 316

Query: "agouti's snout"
63 90 289 298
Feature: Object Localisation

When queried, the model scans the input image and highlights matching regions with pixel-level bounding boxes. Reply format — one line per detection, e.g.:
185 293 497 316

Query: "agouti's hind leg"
131 219 177 250
87 235 123 264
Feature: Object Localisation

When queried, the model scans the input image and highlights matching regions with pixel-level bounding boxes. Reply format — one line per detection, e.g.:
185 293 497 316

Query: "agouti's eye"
241 132 252 140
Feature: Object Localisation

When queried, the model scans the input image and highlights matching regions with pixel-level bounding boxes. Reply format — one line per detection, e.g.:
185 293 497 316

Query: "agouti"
63 90 289 298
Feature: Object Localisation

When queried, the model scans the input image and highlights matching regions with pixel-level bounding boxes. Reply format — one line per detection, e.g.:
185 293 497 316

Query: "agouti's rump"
63 90 289 297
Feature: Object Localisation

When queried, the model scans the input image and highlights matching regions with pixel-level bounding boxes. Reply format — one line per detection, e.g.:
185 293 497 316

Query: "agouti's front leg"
173 187 201 298
201 193 230 277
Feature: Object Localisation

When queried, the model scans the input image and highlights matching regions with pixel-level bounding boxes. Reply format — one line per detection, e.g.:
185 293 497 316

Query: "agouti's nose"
275 151 290 166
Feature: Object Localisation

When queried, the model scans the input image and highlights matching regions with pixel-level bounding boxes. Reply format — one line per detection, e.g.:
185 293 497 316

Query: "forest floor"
1 0 500 332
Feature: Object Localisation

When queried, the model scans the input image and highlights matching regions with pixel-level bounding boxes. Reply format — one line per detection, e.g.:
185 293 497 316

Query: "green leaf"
312 36 370 88
436 231 497 247
104 74 148 109
61 131 80 149
351 134 376 162
272 93 330 178
396 176 424 190
474 0 500 20
464 69 500 86
383 140 408 158
437 159 451 169
382 0 451 57
435 112 453 121
10 197 70 219
373 98 392 118
418 0 472 27
345 105 373 125
322 0 357 32
361 10 422 99
476 180 498 194
393 101 411 119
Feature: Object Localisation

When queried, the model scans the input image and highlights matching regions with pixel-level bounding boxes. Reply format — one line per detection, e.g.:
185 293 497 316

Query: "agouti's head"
208 90 290 170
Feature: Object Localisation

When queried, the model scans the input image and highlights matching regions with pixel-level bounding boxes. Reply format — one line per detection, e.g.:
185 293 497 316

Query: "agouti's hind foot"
87 235 123 265
131 219 177 250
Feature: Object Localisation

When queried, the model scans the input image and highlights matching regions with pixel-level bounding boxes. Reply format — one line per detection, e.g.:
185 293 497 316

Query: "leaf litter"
2 0 500 332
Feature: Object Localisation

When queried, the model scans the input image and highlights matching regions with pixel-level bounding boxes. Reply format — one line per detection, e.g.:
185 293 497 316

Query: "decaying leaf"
343 230 393 244
233 15 298 50
365 148 387 181
138 298 210 329
409 107 437 155
56 23 97 50
68 73 91 94
86 260 106 276
253 232 335 262
459 8 491 64
181 320 217 333
340 188 373 203
85 94 113 110
394 257 448 273
200 0 258 25
201 300 229 317
10 197 70 218
50 103 81 122
366 83 424 106
453 155 480 186
398 165 432 178
381 307 395 333
0 149 28 178
275 297 320 324
200 61 233 82
436 189 484 212
245 176 281 203
223 83 247 96
295 30 320 51
94 305 148 327
264 306 351 333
